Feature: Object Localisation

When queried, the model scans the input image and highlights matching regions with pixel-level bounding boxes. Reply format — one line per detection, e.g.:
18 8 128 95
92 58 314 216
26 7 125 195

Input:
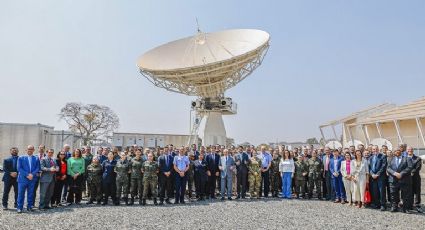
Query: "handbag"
364 183 371 204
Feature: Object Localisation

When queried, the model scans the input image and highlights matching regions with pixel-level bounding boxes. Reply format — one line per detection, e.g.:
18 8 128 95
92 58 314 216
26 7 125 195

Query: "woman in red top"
51 151 67 207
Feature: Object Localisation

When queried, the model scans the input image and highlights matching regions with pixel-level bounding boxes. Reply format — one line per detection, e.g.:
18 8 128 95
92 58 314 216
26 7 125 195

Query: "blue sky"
0 0 424 145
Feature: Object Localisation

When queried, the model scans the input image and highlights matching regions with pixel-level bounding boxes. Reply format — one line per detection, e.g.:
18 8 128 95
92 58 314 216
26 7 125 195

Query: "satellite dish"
347 140 364 148
137 28 270 146
371 138 393 151
325 141 342 149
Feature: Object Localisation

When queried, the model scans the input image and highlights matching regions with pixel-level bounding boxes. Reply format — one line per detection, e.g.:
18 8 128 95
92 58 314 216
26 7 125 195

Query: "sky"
0 0 424 145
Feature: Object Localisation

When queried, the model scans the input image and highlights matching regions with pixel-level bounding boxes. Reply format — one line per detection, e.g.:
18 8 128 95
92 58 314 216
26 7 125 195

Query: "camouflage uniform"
270 157 281 197
115 158 130 203
129 157 144 204
248 157 262 198
83 154 93 197
86 163 102 203
294 160 309 198
141 161 159 205
307 157 323 199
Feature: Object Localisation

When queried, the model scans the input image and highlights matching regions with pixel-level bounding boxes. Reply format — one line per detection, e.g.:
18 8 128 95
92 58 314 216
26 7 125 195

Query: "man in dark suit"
16 145 40 213
2 147 19 210
206 147 220 199
387 149 413 213
235 146 249 199
369 145 387 211
158 147 174 205
406 146 422 213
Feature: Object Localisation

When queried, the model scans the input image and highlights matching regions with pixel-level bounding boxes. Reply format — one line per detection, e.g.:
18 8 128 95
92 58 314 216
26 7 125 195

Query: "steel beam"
393 120 403 144
415 117 425 147
375 122 383 138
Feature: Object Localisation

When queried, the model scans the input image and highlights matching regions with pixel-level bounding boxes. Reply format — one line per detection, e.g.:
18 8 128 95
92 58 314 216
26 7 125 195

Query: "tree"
306 137 319 145
59 102 119 145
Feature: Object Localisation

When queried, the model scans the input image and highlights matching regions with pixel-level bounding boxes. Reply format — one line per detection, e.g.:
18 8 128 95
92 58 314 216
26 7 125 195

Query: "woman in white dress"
351 150 369 208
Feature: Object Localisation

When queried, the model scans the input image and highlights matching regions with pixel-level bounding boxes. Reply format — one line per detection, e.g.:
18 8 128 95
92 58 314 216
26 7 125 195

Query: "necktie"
166 155 169 167
13 157 17 171
28 156 32 172
50 158 54 167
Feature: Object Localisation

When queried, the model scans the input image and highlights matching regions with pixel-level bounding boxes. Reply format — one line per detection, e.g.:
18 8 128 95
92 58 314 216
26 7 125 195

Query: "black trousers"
2 179 18 207
324 171 334 200
159 173 173 200
67 175 83 204
195 176 207 198
32 179 40 207
208 174 217 197
261 170 270 197
390 181 411 211
237 169 248 197
411 174 421 208
370 176 386 208
52 179 65 205
102 179 117 203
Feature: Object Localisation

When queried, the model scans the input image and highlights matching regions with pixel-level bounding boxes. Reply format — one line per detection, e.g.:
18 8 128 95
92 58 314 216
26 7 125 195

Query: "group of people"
1 142 422 214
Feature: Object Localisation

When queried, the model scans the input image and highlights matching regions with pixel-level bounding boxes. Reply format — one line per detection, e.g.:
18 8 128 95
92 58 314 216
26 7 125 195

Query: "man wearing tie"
39 149 58 210
235 146 249 199
219 149 236 200
206 147 220 199
16 145 40 213
158 147 174 205
2 147 19 210
322 147 334 201
32 144 45 208
387 149 413 213
369 145 387 211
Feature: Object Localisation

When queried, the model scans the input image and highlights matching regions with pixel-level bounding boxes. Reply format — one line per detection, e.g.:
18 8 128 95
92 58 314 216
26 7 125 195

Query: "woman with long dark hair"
52 151 67 207
67 149 85 204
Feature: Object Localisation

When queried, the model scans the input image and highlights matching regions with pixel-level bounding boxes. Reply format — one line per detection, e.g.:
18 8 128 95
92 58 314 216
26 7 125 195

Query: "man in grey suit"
219 149 236 200
39 149 58 210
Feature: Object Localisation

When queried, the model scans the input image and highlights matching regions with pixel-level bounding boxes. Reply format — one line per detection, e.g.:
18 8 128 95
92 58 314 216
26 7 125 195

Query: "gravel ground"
1 170 424 230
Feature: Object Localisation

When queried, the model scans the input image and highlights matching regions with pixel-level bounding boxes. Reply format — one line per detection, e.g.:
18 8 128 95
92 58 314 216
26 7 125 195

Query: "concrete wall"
113 132 191 149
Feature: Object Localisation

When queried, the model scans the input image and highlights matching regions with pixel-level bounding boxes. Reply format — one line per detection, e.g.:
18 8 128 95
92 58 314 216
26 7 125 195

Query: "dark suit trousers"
324 170 334 200
370 176 386 208
2 178 18 207
195 175 207 197
175 174 187 202
159 173 173 200
237 169 248 197
208 174 217 197
390 181 411 211
411 174 421 208
39 180 55 208
261 170 270 197
102 178 117 203
52 179 65 205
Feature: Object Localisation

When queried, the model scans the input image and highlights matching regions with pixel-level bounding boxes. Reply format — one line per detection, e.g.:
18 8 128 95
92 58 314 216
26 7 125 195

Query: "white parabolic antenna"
137 28 270 146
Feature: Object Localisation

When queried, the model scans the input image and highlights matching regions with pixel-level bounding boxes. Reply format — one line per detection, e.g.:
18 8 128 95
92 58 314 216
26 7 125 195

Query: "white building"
0 122 82 161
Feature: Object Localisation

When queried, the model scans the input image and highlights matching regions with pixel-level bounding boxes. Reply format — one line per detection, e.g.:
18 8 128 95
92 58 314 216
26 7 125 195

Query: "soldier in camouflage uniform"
270 150 281 197
82 147 93 198
248 151 262 199
115 152 130 205
187 153 195 199
307 150 323 199
294 155 309 198
129 149 144 205
141 153 159 205
86 157 103 204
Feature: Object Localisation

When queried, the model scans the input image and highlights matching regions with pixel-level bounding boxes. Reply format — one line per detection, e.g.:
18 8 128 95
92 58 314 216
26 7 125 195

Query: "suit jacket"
235 152 249 172
40 157 58 183
410 155 422 177
368 153 387 177
218 155 235 178
340 160 355 178
387 156 413 184
158 154 173 173
2 156 18 182
206 153 220 174
194 159 208 182
17 155 40 183
329 156 343 178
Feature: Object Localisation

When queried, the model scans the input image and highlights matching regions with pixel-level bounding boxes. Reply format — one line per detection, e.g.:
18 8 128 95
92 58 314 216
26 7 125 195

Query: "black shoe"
174 200 179 204
17 209 22 213
228 197 232 201
390 207 398 212
380 206 386 211
159 201 164 205
154 198 158 206
101 201 107 205
129 198 134 205
236 195 240 199
27 208 35 212
180 200 185 204
96 200 101 205
86 200 94 205
403 209 412 214
165 199 172 204
416 207 423 213
141 199 146 206
221 197 225 201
